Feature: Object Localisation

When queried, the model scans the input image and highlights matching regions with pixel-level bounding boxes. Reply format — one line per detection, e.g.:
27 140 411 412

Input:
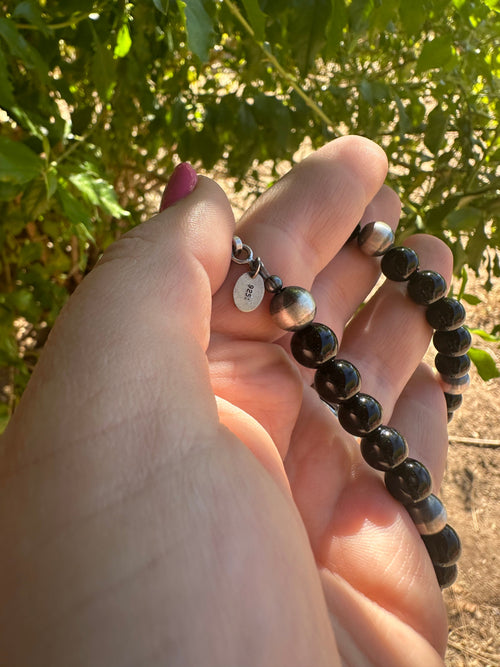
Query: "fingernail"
160 162 198 211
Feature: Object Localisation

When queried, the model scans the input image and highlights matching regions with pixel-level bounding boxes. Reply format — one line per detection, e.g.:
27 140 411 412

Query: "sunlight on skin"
0 137 452 666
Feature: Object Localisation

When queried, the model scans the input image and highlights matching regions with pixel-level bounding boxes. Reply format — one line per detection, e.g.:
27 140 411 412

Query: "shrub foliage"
0 0 499 422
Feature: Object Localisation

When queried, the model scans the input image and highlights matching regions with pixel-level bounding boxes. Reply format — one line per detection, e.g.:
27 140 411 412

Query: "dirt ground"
438 273 500 667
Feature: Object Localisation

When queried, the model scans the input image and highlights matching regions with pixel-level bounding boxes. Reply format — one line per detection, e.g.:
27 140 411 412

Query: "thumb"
5 168 235 455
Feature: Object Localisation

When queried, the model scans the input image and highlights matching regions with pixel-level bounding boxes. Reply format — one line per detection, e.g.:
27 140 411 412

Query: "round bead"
422 524 461 567
433 326 471 356
426 297 466 331
357 221 395 256
290 323 338 369
444 392 463 412
407 270 447 305
264 275 283 293
338 393 383 436
360 426 408 471
346 223 361 243
381 246 419 281
406 493 447 535
384 458 432 504
434 563 458 589
435 353 471 378
270 286 316 331
439 373 470 395
314 359 361 403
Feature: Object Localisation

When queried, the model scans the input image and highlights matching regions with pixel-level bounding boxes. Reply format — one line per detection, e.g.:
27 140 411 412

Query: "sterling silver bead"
439 373 471 395
358 221 395 256
406 493 448 535
270 286 316 331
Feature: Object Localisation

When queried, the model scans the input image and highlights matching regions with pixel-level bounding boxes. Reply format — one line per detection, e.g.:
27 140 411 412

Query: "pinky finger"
388 363 449 490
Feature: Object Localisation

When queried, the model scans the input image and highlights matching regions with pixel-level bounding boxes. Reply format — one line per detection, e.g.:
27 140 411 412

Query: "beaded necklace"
231 221 469 589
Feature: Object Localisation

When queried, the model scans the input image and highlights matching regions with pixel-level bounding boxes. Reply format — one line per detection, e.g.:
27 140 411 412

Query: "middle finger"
211 136 390 340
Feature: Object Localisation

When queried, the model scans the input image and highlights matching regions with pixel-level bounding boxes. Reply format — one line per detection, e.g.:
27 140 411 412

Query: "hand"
0 137 452 666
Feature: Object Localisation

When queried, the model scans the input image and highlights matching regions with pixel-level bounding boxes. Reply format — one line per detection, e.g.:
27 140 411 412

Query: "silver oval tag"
233 272 265 312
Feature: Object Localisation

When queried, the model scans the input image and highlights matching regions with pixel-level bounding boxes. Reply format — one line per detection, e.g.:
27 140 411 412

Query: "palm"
0 137 452 666
204 138 452 663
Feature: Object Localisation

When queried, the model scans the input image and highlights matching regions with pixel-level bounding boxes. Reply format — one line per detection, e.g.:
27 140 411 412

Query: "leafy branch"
223 0 337 131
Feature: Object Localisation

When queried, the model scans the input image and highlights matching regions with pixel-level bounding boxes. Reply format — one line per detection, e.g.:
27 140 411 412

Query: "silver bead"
358 221 394 256
406 493 448 535
270 286 316 331
439 373 470 395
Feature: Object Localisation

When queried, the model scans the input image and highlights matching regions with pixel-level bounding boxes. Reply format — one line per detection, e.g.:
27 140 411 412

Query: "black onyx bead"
360 426 408 471
290 323 338 369
434 563 458 589
381 246 419 281
384 458 432 504
422 524 461 566
426 297 466 331
444 392 463 412
433 327 471 356
346 223 361 243
407 270 447 305
314 359 361 403
435 353 471 379
338 393 383 436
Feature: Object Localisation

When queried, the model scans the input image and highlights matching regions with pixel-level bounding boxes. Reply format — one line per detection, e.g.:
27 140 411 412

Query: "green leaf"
469 328 500 343
0 44 14 108
0 137 43 184
416 35 454 73
18 242 42 268
13 1 52 36
69 172 129 218
468 347 500 381
288 0 331 75
456 266 468 299
0 329 19 365
91 36 116 100
45 166 58 199
152 0 170 13
0 404 10 435
445 206 482 232
177 0 215 63
58 187 94 233
462 293 481 305
114 23 132 58
424 105 448 155
325 0 348 57
465 222 489 272
92 180 129 217
481 0 500 12
242 0 267 41
0 17 48 77
399 1 427 35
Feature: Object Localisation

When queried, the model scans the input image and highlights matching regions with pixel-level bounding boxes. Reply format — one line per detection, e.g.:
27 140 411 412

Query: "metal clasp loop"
232 236 254 265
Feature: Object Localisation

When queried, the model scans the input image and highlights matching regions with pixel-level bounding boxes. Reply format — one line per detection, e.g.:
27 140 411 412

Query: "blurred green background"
0 0 499 428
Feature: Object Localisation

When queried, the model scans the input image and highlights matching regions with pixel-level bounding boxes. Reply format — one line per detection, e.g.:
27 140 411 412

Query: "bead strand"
266 284 461 588
353 221 472 424
231 229 466 589
293 326 460 587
